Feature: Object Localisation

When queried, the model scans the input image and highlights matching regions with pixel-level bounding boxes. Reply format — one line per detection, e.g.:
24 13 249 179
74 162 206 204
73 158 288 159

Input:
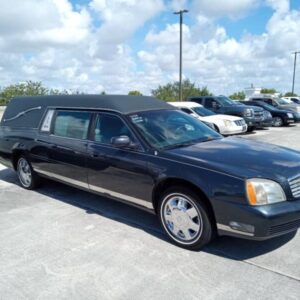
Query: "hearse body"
0 95 300 250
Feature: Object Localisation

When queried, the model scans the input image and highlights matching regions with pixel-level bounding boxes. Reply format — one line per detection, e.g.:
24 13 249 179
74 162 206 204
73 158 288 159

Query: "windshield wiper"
163 137 217 150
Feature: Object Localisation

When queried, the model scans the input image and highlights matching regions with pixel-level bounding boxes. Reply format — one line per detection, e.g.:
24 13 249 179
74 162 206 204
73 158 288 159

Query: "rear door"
86 112 153 209
38 110 92 188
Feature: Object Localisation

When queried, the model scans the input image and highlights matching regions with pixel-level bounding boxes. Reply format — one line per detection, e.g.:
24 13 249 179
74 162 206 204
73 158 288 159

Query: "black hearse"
1 95 300 250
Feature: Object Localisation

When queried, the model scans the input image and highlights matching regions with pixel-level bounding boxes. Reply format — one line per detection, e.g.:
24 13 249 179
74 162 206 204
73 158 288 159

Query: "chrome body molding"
88 184 153 209
35 168 89 189
217 223 255 237
34 168 153 210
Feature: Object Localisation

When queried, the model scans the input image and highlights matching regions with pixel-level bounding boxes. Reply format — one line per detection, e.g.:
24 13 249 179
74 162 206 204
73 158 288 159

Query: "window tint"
94 114 134 144
181 108 193 114
53 111 91 139
205 98 217 108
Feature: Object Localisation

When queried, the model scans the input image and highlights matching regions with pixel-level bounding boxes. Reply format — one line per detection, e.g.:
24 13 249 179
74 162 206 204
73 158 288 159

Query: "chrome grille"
289 176 300 198
234 120 245 126
254 111 264 119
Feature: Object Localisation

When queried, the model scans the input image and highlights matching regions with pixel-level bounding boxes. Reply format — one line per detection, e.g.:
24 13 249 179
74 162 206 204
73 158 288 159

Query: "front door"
87 112 153 210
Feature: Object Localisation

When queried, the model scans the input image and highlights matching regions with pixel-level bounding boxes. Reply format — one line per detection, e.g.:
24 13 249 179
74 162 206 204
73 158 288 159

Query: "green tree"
284 92 298 97
0 81 49 105
229 91 246 100
128 90 143 96
152 79 212 102
260 88 277 94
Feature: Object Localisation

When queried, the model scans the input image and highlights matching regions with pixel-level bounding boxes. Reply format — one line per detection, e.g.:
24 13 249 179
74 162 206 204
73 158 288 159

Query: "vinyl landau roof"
1 95 174 128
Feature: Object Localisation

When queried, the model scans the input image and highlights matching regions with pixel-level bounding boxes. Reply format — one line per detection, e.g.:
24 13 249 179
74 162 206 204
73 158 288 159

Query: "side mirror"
111 135 138 149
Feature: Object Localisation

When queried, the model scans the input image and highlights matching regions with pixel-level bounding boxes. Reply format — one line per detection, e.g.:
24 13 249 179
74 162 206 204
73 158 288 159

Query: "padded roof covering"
1 95 174 128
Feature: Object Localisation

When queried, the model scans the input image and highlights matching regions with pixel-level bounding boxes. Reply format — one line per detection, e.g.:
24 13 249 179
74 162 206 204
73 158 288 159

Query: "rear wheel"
273 117 283 127
158 187 215 250
17 156 40 190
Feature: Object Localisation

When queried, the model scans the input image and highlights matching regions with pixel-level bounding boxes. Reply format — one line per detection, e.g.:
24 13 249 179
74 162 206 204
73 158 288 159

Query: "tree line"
0 80 298 106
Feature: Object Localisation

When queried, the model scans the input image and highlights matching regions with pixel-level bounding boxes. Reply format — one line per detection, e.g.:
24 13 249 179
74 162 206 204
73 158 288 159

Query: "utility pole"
174 9 188 101
292 51 300 95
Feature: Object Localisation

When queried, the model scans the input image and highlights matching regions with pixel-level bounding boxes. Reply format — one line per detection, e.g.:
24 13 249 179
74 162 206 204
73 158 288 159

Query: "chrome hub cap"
18 158 32 187
162 194 202 243
273 117 282 127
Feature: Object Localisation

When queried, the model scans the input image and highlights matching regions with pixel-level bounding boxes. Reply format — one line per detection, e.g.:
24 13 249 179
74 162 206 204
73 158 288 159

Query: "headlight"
223 120 233 127
246 178 286 205
243 108 254 117
287 113 294 118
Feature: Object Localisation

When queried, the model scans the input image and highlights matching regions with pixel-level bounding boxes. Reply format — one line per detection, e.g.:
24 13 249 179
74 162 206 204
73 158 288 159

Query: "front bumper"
216 199 300 240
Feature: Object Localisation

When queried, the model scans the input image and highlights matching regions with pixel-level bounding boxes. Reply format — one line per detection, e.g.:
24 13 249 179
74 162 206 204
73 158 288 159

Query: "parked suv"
188 96 266 131
1 95 300 250
250 96 300 122
242 100 295 127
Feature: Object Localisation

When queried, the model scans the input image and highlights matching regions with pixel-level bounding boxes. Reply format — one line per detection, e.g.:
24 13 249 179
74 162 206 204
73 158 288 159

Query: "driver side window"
94 114 135 145
206 98 218 109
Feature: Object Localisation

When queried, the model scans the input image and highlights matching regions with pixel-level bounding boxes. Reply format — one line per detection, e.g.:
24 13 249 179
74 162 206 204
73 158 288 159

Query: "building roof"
1 95 173 128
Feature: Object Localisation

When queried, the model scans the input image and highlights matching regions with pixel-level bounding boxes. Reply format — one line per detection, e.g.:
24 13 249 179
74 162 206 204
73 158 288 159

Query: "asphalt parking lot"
1 124 300 299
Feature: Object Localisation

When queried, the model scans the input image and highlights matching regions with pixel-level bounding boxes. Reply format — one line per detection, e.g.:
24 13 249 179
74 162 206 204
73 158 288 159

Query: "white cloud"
138 0 300 94
0 0 299 96
192 0 259 19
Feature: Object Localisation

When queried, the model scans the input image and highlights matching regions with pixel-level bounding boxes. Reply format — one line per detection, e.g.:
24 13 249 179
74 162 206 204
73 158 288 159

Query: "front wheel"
17 156 40 190
273 117 284 127
158 187 215 250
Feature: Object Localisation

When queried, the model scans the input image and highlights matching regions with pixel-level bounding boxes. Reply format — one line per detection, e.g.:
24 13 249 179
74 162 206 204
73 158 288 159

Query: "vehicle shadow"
0 168 296 260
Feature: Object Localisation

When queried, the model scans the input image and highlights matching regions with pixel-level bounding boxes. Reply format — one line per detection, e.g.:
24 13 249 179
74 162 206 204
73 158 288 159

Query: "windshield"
276 98 293 105
217 96 237 106
193 106 216 117
256 102 276 110
129 110 221 150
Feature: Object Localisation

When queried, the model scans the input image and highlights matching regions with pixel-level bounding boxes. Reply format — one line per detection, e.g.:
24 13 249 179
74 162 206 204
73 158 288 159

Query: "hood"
279 104 300 112
233 104 263 112
203 114 242 122
163 137 300 182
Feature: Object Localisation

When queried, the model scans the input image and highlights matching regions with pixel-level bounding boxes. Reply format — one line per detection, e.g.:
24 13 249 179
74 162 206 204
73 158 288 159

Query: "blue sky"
0 0 300 95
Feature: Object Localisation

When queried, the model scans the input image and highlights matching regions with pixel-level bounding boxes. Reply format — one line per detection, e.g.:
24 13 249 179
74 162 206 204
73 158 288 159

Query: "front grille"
234 120 245 126
289 176 300 198
254 111 264 120
268 219 300 235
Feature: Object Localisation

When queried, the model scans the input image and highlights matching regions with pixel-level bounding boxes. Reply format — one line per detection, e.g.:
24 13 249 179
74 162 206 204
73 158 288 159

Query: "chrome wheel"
161 194 203 244
273 117 283 127
17 158 32 188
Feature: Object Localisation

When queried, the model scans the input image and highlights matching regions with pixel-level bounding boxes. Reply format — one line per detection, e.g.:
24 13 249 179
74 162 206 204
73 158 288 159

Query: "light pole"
292 51 300 95
174 9 188 101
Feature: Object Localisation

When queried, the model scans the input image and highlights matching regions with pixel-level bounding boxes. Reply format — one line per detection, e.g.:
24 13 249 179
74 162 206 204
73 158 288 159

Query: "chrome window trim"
3 106 42 122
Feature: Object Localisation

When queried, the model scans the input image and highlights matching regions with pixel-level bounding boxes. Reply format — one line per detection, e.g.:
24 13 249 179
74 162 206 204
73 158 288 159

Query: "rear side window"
53 111 91 139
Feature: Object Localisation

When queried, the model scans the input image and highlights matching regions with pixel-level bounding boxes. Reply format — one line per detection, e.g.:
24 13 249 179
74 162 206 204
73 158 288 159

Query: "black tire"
17 156 41 190
158 186 215 250
247 126 255 132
